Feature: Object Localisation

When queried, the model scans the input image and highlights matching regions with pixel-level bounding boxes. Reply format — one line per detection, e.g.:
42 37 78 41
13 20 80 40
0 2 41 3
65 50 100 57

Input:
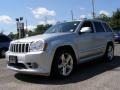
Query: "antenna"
26 19 28 37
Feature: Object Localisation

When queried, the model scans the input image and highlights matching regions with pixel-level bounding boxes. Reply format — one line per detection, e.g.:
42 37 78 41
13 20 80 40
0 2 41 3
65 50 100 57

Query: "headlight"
30 40 47 52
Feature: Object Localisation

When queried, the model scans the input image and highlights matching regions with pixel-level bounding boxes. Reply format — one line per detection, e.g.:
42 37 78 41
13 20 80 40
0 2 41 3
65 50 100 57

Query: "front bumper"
7 65 49 76
6 51 52 76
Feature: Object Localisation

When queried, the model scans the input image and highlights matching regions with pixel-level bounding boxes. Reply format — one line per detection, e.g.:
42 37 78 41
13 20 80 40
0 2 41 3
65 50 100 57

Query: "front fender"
48 39 79 65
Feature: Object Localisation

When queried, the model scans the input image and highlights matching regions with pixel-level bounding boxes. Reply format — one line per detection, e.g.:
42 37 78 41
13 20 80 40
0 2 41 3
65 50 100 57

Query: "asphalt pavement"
0 43 120 90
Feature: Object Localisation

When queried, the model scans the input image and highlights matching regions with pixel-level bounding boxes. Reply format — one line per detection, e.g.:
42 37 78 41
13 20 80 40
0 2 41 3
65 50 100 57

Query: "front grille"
10 43 30 53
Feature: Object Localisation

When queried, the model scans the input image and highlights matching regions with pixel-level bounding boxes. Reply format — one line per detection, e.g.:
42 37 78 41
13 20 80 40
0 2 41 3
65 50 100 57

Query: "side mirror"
80 27 92 33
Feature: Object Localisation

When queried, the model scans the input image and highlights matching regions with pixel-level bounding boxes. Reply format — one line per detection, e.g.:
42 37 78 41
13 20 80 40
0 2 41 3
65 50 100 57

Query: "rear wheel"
51 49 76 78
104 44 114 62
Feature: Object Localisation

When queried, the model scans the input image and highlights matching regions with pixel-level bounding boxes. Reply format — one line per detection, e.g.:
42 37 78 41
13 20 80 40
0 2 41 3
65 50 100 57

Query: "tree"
110 8 120 30
27 30 35 36
8 32 18 40
8 32 14 39
7 24 52 39
96 8 120 31
34 24 52 35
96 14 110 23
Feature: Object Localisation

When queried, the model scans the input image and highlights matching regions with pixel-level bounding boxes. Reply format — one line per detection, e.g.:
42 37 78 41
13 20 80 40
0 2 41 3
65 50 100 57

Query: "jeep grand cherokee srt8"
6 19 114 77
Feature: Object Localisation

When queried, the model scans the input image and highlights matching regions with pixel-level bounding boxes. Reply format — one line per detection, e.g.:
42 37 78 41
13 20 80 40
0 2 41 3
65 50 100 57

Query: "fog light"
32 63 38 68
27 62 38 69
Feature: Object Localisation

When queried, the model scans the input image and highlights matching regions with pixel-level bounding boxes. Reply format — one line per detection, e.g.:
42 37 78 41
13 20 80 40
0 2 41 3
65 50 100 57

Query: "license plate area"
9 56 18 64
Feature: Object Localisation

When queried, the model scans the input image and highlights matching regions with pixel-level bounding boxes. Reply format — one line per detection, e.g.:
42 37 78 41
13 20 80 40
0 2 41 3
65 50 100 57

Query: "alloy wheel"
58 53 73 76
107 45 114 61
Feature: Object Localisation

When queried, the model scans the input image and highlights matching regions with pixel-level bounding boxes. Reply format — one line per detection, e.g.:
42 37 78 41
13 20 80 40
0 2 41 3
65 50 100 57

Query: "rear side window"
103 23 112 32
0 35 11 42
94 22 105 32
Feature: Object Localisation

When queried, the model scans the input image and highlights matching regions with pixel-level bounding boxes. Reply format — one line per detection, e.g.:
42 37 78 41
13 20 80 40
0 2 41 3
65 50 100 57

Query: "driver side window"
80 21 94 33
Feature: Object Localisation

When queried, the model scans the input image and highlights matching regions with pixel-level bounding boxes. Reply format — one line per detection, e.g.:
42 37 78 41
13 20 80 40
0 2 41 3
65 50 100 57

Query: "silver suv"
6 19 114 77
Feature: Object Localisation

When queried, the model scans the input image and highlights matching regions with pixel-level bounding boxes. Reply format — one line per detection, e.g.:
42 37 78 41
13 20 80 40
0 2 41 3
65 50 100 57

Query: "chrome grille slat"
16 44 18 52
10 43 30 53
28 43 30 52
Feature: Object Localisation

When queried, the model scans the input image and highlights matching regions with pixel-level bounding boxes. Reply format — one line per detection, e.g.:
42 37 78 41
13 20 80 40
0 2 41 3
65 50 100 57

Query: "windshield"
45 21 80 33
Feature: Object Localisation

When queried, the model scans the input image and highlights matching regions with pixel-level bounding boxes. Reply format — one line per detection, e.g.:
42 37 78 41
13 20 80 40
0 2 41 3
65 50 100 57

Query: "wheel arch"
50 45 78 77
107 41 114 49
54 45 77 60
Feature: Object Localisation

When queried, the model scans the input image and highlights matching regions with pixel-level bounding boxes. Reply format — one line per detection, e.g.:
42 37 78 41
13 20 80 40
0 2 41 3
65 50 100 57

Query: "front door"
77 21 95 61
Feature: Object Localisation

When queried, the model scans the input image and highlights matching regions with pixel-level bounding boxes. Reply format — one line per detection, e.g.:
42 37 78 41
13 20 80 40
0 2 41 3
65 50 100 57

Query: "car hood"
11 33 74 43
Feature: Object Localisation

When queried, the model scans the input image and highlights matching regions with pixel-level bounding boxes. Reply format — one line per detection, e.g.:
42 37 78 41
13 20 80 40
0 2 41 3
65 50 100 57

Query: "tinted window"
0 35 11 42
81 21 94 33
103 23 112 32
45 21 80 33
94 22 105 32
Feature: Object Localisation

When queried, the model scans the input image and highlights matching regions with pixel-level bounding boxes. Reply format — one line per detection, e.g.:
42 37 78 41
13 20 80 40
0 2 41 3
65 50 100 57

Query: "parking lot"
0 43 120 90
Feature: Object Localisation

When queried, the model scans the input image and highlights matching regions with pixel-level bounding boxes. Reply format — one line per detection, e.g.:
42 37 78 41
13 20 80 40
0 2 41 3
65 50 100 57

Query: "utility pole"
26 19 28 37
92 0 95 19
71 10 74 21
26 20 27 31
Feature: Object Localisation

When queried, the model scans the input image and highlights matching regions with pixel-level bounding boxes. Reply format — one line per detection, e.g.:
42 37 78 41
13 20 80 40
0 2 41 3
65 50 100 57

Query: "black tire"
104 44 114 62
0 49 6 58
50 49 76 78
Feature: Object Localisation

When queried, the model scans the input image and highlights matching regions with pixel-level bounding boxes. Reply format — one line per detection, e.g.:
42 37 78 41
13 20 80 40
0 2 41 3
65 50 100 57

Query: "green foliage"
96 14 110 22
34 24 52 35
27 30 35 36
110 9 120 30
8 32 18 40
27 24 52 37
96 8 120 31
8 24 52 39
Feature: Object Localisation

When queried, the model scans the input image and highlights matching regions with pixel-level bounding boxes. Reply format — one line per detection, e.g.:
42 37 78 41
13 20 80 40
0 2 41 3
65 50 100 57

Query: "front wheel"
51 50 76 78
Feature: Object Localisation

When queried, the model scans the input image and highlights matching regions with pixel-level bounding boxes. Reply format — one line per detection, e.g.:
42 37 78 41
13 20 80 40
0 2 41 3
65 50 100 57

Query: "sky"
0 0 120 35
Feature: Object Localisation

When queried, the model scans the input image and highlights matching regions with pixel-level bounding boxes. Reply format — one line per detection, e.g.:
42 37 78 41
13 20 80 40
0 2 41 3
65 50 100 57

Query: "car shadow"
15 56 120 85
